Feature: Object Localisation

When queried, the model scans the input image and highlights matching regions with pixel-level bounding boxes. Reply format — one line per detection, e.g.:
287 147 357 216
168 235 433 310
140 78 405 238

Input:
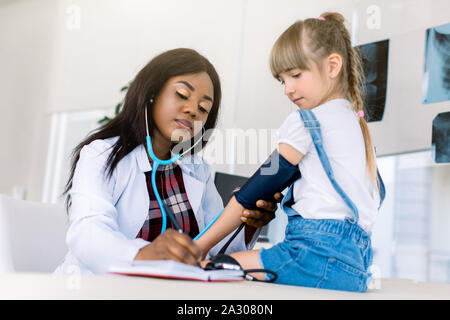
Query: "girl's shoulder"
312 99 355 120
278 110 308 137
284 109 304 123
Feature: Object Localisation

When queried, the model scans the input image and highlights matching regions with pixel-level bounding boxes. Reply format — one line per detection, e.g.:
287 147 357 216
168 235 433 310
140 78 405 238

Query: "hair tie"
317 16 326 21
357 110 364 118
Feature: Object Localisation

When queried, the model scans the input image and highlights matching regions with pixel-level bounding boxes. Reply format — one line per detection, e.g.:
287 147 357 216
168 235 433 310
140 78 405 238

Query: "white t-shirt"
278 98 380 232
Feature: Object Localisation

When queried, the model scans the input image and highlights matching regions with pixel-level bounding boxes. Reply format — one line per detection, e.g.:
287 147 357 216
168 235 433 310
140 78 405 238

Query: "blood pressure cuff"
234 150 301 210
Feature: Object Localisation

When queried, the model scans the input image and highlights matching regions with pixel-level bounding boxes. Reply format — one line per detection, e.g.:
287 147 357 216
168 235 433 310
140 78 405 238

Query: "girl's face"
152 72 214 145
278 61 331 110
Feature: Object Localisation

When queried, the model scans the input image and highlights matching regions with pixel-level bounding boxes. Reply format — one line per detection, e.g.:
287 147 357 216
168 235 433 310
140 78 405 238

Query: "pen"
163 202 203 267
163 201 183 234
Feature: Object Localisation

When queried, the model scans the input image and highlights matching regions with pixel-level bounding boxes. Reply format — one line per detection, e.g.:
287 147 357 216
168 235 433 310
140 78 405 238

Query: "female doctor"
54 48 280 274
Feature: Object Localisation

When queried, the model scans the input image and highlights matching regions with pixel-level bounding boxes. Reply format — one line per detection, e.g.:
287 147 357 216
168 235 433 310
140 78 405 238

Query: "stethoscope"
144 105 277 282
144 106 224 240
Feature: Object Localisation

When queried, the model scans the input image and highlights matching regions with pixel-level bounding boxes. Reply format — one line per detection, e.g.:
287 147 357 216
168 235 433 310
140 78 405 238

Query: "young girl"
54 48 278 274
195 12 385 292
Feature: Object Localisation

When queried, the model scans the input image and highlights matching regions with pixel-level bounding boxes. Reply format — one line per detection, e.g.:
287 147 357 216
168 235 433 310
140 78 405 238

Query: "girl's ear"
327 53 343 79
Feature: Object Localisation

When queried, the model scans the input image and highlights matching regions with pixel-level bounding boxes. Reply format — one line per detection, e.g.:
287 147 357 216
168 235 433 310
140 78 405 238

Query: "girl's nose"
283 81 295 96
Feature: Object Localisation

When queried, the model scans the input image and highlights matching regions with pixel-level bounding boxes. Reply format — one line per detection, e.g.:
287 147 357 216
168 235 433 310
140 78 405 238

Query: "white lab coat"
54 137 258 274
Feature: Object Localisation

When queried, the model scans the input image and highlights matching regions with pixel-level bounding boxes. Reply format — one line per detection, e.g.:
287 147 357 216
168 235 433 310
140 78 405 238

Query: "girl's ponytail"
340 21 379 192
320 11 379 192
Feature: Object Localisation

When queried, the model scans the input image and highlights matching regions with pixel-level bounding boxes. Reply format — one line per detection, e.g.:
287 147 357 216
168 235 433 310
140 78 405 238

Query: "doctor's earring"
149 95 155 104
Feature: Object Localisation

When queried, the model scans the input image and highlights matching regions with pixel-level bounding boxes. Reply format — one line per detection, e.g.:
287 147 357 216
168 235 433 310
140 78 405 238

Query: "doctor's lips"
175 119 193 131
293 97 304 104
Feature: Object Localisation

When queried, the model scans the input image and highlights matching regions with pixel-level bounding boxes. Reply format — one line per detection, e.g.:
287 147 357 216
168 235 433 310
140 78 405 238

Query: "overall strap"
280 183 299 216
298 109 360 224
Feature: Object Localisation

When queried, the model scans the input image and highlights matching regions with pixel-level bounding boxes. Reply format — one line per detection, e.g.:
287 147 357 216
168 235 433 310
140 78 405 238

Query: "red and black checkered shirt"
136 162 199 242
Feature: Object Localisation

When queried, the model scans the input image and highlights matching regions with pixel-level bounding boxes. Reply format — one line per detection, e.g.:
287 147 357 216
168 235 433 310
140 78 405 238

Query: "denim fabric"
299 109 386 212
299 109 360 223
260 110 385 292
260 108 384 292
260 216 373 292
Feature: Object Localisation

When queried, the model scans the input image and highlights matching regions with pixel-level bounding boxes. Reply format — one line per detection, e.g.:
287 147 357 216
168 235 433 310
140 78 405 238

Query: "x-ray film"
357 39 389 122
432 111 450 163
423 23 450 104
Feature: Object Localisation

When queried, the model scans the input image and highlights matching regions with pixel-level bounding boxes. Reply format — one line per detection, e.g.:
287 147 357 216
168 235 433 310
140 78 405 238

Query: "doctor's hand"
134 229 202 266
241 192 283 228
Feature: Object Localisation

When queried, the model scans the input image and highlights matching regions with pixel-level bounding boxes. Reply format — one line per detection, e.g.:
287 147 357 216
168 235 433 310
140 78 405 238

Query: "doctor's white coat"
54 137 257 274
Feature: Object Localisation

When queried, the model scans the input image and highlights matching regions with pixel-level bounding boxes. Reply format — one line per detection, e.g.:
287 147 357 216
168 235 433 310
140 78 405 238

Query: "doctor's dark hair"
270 12 379 190
63 48 222 210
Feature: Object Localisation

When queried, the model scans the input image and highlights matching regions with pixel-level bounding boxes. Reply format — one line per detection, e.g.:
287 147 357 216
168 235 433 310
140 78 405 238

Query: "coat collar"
135 144 206 215
135 144 201 179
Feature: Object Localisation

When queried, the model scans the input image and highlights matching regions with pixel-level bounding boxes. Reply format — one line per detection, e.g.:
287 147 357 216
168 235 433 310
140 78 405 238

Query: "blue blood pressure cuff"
234 150 301 210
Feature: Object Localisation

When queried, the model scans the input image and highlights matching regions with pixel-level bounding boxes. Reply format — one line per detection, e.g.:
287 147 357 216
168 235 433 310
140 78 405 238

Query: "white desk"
0 272 449 300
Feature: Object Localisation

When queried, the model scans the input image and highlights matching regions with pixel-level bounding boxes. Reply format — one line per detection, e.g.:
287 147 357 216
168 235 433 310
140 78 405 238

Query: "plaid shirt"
136 162 199 242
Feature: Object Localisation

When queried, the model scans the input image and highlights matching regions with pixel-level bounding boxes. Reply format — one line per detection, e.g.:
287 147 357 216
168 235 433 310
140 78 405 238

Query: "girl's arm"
195 195 244 257
278 143 304 166
195 143 304 257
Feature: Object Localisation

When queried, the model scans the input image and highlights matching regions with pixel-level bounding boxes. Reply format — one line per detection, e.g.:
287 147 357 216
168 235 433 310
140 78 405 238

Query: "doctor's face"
152 72 214 144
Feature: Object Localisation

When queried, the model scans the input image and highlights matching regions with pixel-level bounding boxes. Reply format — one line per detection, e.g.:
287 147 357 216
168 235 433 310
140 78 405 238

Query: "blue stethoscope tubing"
145 135 181 235
192 208 224 241
144 106 223 239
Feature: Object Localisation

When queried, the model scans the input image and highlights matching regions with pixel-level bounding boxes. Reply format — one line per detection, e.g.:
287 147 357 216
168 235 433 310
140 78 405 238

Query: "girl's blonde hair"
270 12 379 190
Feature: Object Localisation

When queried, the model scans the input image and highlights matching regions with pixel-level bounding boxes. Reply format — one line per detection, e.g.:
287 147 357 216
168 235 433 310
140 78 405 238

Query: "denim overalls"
260 109 386 292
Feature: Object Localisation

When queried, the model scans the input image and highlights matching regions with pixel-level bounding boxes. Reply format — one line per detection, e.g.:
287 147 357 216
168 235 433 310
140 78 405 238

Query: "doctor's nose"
182 102 198 119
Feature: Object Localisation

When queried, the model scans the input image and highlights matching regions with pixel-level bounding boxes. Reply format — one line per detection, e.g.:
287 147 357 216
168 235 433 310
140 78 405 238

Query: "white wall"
0 0 58 201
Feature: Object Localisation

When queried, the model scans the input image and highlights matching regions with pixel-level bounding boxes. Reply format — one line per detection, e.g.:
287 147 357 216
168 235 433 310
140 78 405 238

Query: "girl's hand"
134 229 202 266
241 192 283 228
